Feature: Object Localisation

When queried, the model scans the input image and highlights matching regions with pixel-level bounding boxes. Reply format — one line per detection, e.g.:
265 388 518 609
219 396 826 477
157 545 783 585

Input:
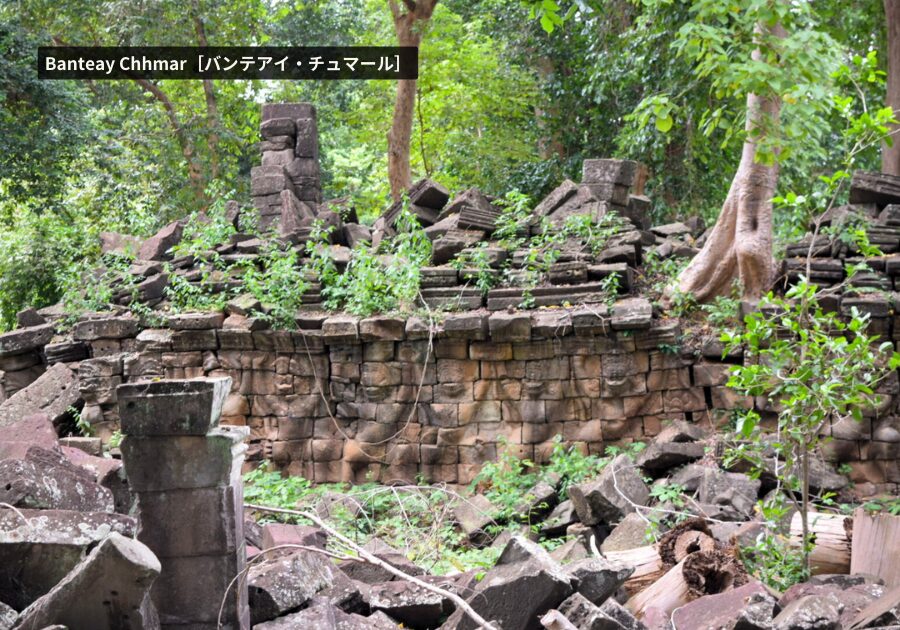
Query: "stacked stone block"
582 158 649 229
251 103 322 233
0 323 53 399
118 377 250 629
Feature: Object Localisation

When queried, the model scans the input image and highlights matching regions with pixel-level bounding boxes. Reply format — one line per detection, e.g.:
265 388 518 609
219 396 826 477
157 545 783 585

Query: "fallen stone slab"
850 170 900 207
601 512 650 554
338 539 426 584
319 566 371 614
671 581 776 630
557 592 646 630
541 500 578 537
441 536 573 630
453 494 496 543
848 584 900 628
0 508 135 609
72 315 141 341
0 447 114 512
61 446 131 514
539 609 579 630
773 594 843 630
0 324 54 358
780 582 885 628
0 363 78 428
249 550 335 624
137 220 183 260
261 523 328 556
569 455 649 526
0 602 13 630
697 468 761 521
369 580 452 629
565 557 634 606
14 532 161 630
253 599 386 629
0 413 58 461
636 441 705 473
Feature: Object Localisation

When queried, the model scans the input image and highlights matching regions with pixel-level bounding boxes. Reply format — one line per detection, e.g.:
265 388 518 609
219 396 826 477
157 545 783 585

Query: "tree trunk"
884 0 900 176
191 0 221 182
387 0 437 201
667 27 784 303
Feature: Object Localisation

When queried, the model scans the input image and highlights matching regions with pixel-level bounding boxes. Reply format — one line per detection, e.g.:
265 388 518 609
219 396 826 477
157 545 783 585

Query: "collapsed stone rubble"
0 104 900 628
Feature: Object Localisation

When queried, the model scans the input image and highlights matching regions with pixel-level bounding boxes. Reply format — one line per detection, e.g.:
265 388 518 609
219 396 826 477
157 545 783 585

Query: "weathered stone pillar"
118 377 250 629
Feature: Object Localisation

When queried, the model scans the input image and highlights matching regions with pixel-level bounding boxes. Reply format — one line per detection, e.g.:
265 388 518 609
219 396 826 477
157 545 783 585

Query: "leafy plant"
722 279 900 574
239 241 308 329
452 242 499 296
312 205 431 316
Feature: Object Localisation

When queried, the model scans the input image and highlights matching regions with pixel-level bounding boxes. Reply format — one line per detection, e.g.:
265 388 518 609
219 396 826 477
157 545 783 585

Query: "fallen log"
850 508 900 586
625 548 748 621
658 517 715 568
625 558 691 620
604 545 663 596
789 511 851 575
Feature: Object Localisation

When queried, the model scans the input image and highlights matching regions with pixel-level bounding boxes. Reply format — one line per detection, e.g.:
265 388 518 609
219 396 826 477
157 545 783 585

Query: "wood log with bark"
604 545 663 596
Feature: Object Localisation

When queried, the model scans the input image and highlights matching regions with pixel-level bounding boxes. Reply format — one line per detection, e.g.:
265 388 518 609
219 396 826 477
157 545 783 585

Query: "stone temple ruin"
1 103 900 628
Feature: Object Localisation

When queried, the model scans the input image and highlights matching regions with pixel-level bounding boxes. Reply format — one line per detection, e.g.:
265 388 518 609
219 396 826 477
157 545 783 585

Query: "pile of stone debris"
92 159 705 317
780 170 900 336
0 370 898 629
235 420 900 629
84 102 707 317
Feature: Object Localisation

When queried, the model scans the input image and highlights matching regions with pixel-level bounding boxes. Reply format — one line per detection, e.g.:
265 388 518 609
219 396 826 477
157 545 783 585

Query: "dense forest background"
0 0 890 329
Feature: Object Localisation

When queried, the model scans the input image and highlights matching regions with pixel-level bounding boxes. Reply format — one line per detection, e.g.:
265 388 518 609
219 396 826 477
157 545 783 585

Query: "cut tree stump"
789 511 851 575
850 508 900 586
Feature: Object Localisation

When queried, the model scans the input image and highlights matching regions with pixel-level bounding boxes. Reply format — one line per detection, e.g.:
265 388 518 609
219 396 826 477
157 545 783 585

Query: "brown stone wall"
47 309 897 494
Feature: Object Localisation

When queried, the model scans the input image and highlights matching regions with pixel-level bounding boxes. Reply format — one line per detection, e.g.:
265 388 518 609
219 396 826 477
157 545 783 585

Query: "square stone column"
118 377 250 630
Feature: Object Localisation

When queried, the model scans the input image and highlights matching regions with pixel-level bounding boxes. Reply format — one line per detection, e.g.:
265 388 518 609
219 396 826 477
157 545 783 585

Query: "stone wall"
1 304 884 495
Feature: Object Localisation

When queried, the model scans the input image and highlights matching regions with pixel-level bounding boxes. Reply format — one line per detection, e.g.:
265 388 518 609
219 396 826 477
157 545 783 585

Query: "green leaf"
655 114 674 133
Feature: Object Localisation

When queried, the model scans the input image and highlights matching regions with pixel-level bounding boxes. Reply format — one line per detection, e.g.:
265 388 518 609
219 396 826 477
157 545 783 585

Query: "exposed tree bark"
884 0 900 176
387 0 438 200
667 26 784 303
191 0 221 182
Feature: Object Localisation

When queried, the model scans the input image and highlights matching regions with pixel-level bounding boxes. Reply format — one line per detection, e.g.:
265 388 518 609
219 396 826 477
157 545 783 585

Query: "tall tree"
673 26 784 302
884 0 900 175
387 0 438 200
645 1 839 302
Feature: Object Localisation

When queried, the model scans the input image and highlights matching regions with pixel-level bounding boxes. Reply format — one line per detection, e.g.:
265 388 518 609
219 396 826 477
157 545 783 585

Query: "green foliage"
699 287 741 328
722 279 900 571
312 206 431 317
542 435 606 500
244 466 317 514
60 252 134 323
452 242 500 296
239 242 308 329
740 495 809 590
68 405 92 437
163 256 231 314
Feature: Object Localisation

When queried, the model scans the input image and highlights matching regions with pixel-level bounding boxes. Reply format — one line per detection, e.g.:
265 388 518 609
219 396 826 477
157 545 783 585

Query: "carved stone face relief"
602 351 632 382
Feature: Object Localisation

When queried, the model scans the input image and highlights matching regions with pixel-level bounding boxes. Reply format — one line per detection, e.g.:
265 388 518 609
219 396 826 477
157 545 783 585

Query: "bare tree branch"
245 503 500 630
